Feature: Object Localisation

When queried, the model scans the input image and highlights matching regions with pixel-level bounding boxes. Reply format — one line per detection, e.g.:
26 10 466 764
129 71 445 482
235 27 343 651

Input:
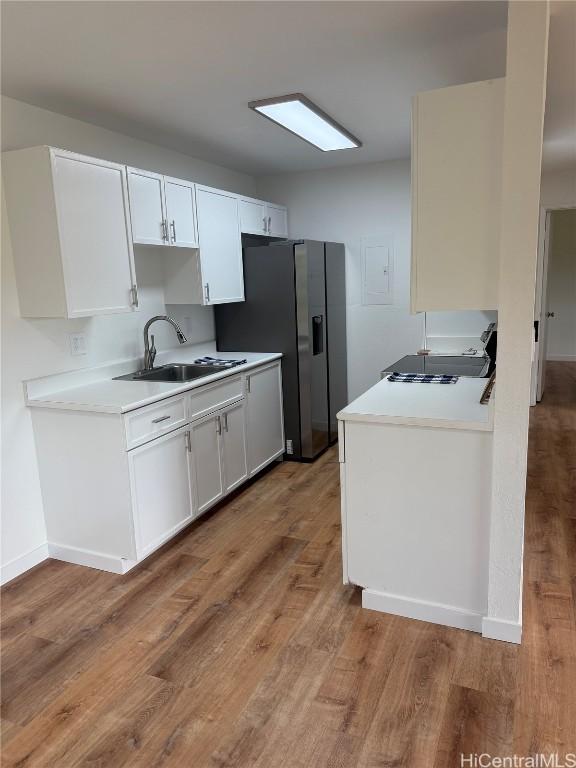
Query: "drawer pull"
151 415 171 424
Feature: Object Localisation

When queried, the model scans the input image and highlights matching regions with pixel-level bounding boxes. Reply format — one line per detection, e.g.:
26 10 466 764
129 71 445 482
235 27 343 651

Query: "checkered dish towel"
387 372 459 384
194 356 247 368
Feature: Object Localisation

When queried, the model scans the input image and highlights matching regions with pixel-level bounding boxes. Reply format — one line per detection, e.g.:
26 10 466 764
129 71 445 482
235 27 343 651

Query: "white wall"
484 1 549 644
546 208 576 360
256 161 425 399
1 96 256 581
541 168 576 209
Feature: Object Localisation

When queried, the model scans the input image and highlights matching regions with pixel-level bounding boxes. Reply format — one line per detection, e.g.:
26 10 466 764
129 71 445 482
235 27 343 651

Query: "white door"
189 411 225 515
535 209 552 401
195 187 244 304
164 178 198 247
239 198 267 235
246 363 284 476
127 168 167 246
52 152 137 317
267 205 288 238
221 401 248 493
128 426 193 558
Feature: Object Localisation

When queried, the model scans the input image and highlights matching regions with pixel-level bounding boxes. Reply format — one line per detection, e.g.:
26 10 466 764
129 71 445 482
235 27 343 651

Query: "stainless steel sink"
114 363 226 383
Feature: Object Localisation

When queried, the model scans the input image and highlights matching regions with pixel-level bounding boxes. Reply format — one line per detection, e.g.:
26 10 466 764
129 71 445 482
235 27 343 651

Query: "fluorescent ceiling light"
249 94 361 152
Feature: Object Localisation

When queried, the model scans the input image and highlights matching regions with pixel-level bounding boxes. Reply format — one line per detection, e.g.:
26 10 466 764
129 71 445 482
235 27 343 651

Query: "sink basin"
114 363 227 383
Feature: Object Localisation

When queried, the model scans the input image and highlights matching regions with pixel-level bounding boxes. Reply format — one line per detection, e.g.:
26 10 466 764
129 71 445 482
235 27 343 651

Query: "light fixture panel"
249 94 361 152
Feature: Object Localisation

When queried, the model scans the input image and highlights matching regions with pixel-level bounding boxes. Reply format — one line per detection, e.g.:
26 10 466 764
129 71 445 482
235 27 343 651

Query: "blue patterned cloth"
194 356 246 368
387 372 459 384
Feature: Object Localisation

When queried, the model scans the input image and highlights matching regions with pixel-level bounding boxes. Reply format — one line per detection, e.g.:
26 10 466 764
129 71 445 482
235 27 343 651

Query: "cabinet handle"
204 283 210 303
152 414 171 424
246 375 251 394
263 216 267 233
130 285 139 308
267 216 272 234
185 430 192 453
222 412 229 432
161 220 168 242
170 220 177 243
216 415 222 435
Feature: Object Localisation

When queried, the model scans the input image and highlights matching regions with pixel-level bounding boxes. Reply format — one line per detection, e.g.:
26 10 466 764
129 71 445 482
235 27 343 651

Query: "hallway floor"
1 363 575 766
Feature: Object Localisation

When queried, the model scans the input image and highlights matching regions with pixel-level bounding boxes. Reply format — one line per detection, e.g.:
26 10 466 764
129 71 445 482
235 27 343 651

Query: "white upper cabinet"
128 169 198 248
239 198 268 236
267 204 288 238
4 146 288 315
164 177 197 247
239 197 288 238
196 186 244 304
3 146 138 318
127 168 167 246
411 79 504 313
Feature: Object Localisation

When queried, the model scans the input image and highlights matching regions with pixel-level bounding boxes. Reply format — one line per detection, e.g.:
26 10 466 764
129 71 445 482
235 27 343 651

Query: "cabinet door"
239 198 267 235
127 168 167 246
52 151 138 317
221 401 248 493
246 363 284 476
128 427 193 558
411 79 503 311
196 187 244 304
164 178 198 247
267 205 288 238
189 411 225 515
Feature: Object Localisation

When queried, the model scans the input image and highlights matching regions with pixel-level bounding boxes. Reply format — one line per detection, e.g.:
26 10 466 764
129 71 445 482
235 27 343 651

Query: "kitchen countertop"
337 375 493 431
24 344 282 415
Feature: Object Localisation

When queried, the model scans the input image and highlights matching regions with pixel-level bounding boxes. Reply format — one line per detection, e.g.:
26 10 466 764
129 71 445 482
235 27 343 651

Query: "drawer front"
125 395 187 449
187 374 244 422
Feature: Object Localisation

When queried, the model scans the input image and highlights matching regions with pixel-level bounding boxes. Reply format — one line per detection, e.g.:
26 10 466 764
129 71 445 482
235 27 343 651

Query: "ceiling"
0 1 573 177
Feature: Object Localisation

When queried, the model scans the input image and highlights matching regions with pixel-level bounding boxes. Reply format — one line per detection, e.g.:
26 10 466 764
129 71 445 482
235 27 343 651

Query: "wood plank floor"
2 361 575 767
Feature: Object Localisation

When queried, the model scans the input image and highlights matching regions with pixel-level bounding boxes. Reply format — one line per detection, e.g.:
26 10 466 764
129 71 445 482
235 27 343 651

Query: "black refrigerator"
215 240 347 462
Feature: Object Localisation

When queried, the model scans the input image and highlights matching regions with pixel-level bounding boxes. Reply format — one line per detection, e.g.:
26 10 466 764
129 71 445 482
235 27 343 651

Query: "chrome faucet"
143 315 188 370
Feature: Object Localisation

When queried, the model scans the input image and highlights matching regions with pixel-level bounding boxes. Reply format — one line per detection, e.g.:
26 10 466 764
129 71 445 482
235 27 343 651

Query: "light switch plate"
69 333 87 356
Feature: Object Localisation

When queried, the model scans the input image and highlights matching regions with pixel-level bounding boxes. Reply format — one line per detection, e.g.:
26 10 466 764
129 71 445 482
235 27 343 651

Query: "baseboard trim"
48 543 138 575
546 355 576 362
1 543 49 585
481 616 522 644
361 588 483 633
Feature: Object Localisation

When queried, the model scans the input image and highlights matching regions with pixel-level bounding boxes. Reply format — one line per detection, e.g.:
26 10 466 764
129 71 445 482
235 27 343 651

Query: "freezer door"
325 242 348 442
295 242 330 459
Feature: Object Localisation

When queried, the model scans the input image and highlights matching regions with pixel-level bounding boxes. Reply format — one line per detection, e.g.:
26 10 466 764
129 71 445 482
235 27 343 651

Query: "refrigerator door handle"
312 315 324 356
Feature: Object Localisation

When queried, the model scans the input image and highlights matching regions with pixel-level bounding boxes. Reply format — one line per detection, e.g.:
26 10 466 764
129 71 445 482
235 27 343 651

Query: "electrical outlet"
69 333 87 356
286 439 294 455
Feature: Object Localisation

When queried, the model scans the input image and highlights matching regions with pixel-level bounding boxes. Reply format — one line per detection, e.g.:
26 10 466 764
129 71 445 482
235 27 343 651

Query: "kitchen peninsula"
337 375 493 635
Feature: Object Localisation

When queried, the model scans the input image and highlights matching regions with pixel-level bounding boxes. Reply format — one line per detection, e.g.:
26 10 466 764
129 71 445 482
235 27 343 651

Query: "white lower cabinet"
189 411 225 515
129 426 193 558
189 400 248 514
30 361 283 576
221 401 248 493
246 362 284 475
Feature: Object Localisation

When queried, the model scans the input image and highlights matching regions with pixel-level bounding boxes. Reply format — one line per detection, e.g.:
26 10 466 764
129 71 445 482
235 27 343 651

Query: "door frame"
531 204 575 404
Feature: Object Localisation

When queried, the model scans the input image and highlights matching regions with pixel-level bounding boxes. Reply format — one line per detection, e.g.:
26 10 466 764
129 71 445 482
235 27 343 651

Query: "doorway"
532 207 576 403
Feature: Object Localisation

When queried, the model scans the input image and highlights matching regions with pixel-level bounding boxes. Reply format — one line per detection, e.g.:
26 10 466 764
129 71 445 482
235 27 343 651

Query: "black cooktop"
382 355 489 378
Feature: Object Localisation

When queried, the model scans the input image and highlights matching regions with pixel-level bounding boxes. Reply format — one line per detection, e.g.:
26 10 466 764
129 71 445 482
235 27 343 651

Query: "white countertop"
338 375 493 431
24 344 282 415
